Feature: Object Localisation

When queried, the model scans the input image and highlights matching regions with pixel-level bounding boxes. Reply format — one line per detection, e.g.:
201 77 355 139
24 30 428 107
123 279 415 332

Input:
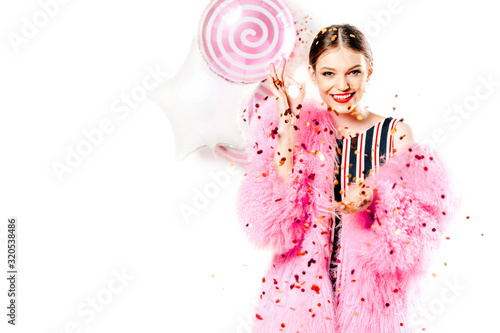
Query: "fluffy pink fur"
334 143 460 332
236 98 459 333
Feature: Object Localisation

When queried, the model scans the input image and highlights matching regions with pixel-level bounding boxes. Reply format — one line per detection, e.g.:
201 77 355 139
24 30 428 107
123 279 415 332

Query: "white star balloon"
149 36 259 161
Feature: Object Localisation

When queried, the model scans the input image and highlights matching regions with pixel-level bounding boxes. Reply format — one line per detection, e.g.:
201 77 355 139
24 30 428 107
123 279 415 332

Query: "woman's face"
308 46 372 115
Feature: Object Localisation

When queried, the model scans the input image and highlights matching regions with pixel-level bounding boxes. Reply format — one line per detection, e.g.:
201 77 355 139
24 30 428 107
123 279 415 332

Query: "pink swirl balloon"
199 0 296 83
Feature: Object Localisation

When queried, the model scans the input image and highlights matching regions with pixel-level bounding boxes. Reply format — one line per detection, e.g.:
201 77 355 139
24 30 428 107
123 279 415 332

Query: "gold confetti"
357 115 363 120
317 151 325 161
350 34 355 38
331 35 337 41
322 28 327 33
432 273 437 278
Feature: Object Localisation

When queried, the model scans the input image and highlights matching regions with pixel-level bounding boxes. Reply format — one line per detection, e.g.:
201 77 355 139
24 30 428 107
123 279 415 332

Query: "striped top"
329 117 401 290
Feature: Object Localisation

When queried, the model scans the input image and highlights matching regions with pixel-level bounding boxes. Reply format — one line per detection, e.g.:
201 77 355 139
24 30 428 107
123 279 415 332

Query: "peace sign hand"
267 57 306 124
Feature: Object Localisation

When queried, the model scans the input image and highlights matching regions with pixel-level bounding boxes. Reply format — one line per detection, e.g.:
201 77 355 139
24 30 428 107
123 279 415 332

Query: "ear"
367 61 373 81
308 65 318 87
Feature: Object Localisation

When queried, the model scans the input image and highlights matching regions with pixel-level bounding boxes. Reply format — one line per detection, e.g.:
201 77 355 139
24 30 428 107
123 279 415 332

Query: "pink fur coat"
236 98 459 332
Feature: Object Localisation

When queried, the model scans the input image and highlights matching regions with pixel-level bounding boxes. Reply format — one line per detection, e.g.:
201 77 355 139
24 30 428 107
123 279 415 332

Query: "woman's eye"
322 72 334 76
350 70 361 75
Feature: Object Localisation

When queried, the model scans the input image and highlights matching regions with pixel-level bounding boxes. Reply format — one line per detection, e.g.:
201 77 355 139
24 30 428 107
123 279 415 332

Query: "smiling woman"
308 24 373 117
236 23 458 333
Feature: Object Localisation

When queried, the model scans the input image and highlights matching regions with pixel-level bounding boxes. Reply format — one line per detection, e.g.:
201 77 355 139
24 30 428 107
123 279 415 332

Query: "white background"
1 0 499 332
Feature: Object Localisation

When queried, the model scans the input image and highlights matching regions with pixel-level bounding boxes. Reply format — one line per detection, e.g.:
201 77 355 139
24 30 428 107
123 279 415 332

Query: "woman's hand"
333 180 374 214
268 57 306 125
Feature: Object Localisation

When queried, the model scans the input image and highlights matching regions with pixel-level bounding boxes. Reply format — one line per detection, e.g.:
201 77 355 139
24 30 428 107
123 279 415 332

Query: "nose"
335 76 349 91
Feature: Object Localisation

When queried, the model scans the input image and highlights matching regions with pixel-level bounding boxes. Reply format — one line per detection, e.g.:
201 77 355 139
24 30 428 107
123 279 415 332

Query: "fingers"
284 77 302 90
267 74 280 96
269 62 277 78
269 61 284 90
297 82 306 100
278 57 286 81
286 77 301 88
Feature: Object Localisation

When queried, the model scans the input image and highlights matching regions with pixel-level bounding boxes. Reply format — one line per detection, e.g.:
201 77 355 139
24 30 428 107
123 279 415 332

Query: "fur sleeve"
235 98 338 255
235 99 311 254
344 143 460 276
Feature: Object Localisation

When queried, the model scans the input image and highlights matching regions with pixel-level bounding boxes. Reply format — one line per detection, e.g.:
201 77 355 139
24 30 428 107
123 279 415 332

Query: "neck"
331 105 366 128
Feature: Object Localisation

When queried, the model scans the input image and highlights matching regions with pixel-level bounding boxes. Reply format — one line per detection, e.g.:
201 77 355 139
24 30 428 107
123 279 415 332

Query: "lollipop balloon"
199 0 296 83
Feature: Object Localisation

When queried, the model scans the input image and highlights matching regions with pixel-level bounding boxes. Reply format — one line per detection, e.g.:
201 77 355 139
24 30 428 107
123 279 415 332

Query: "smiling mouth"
330 92 355 103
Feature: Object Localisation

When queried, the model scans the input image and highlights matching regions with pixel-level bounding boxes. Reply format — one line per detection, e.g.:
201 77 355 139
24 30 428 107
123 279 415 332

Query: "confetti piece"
331 35 337 41
350 34 355 38
311 284 320 294
432 273 437 278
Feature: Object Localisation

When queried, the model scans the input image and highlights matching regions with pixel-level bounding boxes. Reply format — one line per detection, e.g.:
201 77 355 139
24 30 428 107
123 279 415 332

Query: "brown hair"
309 23 373 71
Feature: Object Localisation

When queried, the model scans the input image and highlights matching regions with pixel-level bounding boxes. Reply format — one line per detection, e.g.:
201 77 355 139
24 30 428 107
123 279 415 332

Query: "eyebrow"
320 64 362 71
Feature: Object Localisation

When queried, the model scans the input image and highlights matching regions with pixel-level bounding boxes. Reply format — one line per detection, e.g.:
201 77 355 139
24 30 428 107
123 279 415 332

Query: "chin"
323 99 360 115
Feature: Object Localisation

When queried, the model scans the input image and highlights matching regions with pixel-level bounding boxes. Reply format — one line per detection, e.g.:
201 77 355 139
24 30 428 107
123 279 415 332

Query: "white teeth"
332 93 353 100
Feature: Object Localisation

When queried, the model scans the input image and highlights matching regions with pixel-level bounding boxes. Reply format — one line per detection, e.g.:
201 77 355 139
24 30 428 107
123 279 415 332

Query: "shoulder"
393 120 415 152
